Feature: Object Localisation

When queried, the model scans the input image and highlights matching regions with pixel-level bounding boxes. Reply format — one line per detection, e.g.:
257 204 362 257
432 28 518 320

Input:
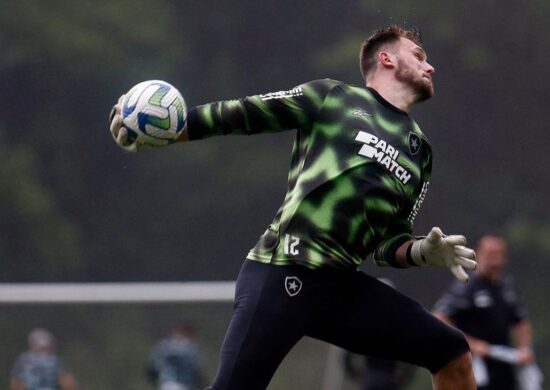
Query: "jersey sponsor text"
260 87 303 101
355 130 412 184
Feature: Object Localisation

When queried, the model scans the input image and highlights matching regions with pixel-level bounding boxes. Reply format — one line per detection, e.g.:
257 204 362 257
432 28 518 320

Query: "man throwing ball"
110 25 478 390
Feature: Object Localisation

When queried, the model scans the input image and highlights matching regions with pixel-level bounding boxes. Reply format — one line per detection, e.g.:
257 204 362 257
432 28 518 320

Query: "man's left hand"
411 227 477 282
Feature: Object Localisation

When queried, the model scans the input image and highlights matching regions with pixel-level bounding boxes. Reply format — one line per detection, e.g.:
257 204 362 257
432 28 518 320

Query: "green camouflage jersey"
187 79 432 270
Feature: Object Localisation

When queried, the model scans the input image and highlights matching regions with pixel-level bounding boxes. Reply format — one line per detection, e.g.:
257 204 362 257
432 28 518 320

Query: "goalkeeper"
110 25 477 390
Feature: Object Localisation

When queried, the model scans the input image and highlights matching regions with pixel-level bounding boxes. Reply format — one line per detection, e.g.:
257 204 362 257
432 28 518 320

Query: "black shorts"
208 260 469 390
479 360 517 390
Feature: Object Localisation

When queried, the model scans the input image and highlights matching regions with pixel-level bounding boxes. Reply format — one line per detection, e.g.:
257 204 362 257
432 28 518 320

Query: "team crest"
285 276 302 297
408 132 422 155
474 291 493 308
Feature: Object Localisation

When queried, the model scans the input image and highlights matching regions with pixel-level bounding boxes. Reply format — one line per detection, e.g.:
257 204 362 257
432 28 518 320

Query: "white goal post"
0 282 236 304
0 281 346 389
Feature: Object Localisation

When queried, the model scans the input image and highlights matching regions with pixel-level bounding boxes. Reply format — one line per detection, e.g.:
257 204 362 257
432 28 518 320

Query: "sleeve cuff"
186 108 204 141
373 233 413 268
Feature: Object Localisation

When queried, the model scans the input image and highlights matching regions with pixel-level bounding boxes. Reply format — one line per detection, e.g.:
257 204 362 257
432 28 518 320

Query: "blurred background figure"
147 323 203 390
433 234 543 390
344 353 416 390
10 328 77 390
343 279 416 390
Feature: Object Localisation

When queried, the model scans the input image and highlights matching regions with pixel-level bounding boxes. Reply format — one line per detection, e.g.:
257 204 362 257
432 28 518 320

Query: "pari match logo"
354 130 414 184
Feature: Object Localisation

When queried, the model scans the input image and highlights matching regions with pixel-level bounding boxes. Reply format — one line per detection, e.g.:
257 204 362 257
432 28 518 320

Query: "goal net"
0 282 345 390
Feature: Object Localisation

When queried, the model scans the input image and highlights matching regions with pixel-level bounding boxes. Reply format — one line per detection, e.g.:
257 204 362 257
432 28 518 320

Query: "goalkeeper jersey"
187 79 432 270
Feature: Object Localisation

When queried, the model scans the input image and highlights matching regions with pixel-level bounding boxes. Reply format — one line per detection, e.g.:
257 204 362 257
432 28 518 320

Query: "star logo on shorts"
408 132 422 155
285 276 303 297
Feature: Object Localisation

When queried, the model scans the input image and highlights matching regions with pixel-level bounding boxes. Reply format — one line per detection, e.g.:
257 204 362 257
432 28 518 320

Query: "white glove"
109 95 140 153
410 227 477 282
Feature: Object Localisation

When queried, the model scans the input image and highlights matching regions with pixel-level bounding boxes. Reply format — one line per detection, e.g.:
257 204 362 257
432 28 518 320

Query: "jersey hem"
246 252 359 271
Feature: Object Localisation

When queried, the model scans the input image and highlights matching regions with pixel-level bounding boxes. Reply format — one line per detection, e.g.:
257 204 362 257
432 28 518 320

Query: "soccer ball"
121 80 187 147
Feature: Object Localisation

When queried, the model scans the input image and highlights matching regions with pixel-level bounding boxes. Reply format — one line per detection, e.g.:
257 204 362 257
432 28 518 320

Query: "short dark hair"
172 322 195 337
359 25 423 80
476 233 507 250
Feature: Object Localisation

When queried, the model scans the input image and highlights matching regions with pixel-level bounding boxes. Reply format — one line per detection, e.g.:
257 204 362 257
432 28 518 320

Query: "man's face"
476 236 508 281
394 38 435 102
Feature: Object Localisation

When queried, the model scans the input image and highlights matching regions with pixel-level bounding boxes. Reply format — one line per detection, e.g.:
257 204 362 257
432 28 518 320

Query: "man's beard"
396 60 434 102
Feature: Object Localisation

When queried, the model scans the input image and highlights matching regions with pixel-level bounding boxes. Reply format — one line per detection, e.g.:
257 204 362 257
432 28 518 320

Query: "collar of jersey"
366 87 409 116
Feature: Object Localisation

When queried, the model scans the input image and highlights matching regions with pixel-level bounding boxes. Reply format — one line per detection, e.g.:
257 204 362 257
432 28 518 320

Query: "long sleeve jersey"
187 79 432 270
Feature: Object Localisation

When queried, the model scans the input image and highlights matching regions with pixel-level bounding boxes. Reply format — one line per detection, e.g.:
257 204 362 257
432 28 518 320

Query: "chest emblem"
408 132 422 155
474 291 493 308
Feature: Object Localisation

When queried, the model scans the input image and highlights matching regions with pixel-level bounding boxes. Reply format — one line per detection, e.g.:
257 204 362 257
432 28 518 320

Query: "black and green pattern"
187 79 432 270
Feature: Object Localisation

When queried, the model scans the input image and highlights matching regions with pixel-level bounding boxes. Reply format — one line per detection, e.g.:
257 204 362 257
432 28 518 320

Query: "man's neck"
477 271 502 284
366 80 416 113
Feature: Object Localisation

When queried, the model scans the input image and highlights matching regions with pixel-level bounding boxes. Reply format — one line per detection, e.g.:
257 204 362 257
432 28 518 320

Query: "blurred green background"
1 0 549 388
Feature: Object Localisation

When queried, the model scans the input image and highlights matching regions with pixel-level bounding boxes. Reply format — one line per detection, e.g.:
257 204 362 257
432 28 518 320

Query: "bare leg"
432 352 476 390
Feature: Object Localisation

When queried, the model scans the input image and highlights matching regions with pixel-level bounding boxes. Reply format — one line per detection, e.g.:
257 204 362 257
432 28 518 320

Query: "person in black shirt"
433 234 534 390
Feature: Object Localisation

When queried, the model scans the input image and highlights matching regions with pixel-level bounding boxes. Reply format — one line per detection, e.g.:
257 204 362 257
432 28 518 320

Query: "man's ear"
378 51 396 69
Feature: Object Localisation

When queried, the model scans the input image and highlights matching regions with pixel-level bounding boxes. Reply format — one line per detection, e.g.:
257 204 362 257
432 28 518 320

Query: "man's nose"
426 62 435 74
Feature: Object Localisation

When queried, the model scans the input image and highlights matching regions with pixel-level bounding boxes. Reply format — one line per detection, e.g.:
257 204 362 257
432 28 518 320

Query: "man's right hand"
109 95 190 150
109 95 140 153
469 338 491 357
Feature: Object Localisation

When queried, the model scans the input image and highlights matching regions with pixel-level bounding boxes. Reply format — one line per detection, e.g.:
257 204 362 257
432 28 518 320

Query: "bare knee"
433 352 475 390
444 351 472 374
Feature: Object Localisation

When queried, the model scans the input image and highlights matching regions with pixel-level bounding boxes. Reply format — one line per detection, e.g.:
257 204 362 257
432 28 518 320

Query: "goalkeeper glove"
109 95 142 153
410 227 477 282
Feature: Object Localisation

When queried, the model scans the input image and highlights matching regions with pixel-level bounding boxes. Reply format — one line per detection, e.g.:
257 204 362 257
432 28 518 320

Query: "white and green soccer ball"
121 80 187 147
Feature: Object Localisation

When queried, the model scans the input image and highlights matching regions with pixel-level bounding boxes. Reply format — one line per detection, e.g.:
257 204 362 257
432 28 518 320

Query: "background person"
10 328 77 390
433 234 540 390
147 323 203 390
